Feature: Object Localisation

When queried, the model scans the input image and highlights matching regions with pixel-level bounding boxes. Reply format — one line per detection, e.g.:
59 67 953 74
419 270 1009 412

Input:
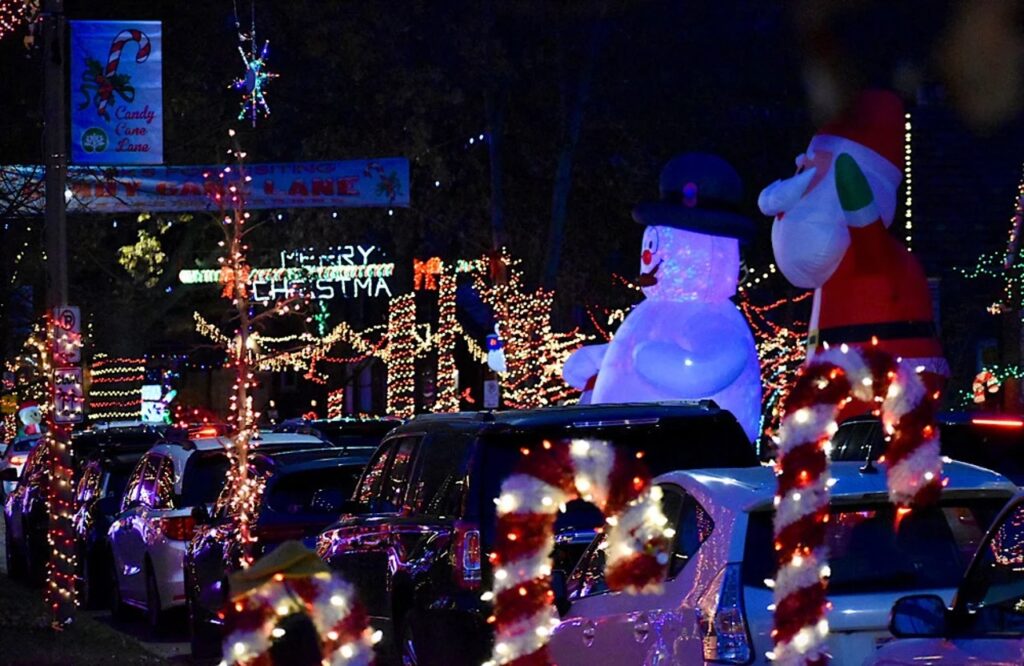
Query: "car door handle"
356 534 383 547
581 619 596 647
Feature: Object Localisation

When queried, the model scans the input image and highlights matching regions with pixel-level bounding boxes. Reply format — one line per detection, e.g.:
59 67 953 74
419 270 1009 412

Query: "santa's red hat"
819 89 905 171
18 400 39 411
809 89 905 226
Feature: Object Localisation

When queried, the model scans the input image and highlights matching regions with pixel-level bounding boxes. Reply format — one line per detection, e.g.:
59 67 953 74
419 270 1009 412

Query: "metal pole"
41 0 76 626
43 0 67 307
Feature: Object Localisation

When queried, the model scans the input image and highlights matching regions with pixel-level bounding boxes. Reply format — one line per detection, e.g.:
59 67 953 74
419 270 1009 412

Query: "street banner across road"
0 158 409 214
71 20 164 165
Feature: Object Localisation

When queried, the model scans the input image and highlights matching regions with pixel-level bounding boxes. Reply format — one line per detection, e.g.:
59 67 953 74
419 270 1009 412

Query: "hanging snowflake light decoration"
233 38 278 127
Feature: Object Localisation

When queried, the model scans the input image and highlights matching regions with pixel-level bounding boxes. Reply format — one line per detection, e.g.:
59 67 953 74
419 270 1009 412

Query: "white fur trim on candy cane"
815 345 876 402
605 488 671 580
886 435 942 504
310 577 355 633
498 474 569 515
771 620 830 666
569 439 615 508
772 547 829 601
774 476 830 533
325 637 375 666
493 545 555 593
492 606 561 665
222 628 271 664
882 361 927 421
778 404 838 455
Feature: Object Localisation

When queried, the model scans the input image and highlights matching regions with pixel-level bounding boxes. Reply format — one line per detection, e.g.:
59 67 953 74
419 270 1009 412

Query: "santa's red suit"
810 220 948 386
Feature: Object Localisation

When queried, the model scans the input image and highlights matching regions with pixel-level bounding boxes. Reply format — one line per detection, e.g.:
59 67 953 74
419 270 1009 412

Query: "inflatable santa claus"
759 90 948 392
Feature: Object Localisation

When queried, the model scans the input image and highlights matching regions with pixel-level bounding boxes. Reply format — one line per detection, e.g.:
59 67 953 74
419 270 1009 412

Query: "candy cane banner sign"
0 158 410 214
71 21 163 165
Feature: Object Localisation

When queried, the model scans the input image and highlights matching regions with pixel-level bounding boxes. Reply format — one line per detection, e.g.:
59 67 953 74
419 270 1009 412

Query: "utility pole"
41 0 77 626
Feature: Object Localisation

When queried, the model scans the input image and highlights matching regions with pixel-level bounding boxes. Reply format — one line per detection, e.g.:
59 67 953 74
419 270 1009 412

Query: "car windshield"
180 452 230 507
8 439 39 455
261 466 362 518
743 497 1009 595
475 416 756 547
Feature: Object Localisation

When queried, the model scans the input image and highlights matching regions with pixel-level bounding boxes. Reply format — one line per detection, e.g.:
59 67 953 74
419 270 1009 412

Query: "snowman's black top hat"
632 152 754 241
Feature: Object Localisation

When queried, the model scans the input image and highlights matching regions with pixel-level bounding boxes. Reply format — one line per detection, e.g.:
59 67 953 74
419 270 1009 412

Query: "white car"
549 461 1016 666
0 437 41 497
865 490 1024 666
108 432 325 630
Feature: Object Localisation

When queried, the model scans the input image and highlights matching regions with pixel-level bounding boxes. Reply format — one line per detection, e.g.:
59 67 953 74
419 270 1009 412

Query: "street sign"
483 379 500 409
53 366 85 424
51 305 82 365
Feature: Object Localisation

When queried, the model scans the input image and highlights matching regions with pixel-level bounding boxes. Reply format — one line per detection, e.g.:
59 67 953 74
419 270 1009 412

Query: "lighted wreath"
486 439 672 666
222 541 379 666
771 346 943 666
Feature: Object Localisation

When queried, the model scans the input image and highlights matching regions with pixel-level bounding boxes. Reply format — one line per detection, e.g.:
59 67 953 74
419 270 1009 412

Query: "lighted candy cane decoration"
99 29 152 118
223 571 379 665
486 439 671 666
771 346 943 666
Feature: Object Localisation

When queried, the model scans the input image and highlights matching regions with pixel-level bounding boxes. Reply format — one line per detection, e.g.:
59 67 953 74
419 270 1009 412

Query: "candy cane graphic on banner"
485 439 672 666
98 29 151 118
770 346 944 666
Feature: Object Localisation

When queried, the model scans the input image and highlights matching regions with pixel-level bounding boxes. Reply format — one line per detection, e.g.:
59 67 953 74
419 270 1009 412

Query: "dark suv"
316 401 759 666
830 412 1024 485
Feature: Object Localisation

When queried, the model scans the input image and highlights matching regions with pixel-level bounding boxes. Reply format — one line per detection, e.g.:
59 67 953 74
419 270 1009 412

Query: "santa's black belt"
809 321 937 347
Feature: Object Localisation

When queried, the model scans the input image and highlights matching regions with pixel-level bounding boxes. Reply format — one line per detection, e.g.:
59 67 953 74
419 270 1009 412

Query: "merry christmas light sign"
179 245 394 302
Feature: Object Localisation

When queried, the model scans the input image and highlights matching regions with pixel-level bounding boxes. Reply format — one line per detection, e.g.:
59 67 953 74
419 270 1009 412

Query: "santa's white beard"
771 174 850 289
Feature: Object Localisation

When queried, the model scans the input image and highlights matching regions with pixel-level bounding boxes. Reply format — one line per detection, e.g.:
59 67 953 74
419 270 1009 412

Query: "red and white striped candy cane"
771 346 943 666
486 439 671 666
99 29 152 116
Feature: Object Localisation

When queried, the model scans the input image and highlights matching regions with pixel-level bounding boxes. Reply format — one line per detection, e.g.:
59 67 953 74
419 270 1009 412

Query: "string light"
0 0 36 43
904 112 914 250
88 355 146 422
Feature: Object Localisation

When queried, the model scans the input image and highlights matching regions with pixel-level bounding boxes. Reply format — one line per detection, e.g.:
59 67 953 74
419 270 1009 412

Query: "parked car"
0 436 41 498
184 446 374 658
3 439 50 582
548 460 1015 666
4 424 172 584
316 400 760 665
73 448 150 608
865 489 1024 666
273 416 400 448
830 412 1024 485
107 432 325 631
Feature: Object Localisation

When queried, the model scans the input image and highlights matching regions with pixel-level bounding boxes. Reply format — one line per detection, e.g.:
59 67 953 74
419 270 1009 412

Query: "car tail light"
453 521 481 589
160 515 196 541
695 564 752 664
9 455 27 466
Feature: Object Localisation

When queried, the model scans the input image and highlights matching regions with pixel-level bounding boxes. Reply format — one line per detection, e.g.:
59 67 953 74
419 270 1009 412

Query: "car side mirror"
192 504 211 526
890 594 948 638
0 468 18 482
551 568 571 617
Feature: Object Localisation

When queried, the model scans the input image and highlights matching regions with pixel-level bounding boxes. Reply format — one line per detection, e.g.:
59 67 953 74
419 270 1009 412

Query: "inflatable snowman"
564 153 763 441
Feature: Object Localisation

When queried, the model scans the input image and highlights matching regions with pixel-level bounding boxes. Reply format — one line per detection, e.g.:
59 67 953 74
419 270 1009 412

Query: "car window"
180 452 229 507
828 419 883 461
955 500 1024 634
121 454 152 511
743 497 1008 595
136 454 165 508
261 466 363 517
408 433 471 516
380 437 418 510
355 440 395 504
565 484 712 600
152 455 176 509
76 462 102 504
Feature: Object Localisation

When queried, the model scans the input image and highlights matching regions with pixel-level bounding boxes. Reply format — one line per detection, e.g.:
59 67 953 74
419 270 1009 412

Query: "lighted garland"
486 439 671 666
770 346 943 666
223 572 379 665
88 355 146 421
385 294 417 418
